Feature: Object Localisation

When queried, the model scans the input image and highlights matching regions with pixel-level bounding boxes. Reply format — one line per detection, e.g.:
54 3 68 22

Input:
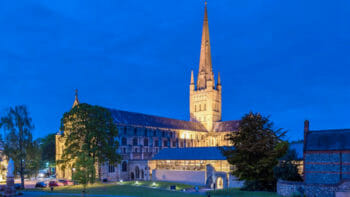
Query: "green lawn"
208 188 280 197
29 181 279 197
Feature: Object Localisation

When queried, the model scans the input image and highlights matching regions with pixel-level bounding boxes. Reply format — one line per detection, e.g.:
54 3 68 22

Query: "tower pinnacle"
72 89 79 108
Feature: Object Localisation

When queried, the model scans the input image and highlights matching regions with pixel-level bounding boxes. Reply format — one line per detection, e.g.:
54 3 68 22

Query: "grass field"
28 181 280 197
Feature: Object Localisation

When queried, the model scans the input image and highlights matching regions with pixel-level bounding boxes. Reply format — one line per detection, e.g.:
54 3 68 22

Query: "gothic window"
135 167 140 179
124 127 127 135
122 137 127 146
133 138 138 146
134 128 137 135
144 138 148 146
108 164 115 173
122 161 127 172
155 140 159 147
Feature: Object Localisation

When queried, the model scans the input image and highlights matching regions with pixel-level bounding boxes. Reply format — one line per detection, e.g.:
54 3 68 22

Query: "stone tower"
190 2 222 131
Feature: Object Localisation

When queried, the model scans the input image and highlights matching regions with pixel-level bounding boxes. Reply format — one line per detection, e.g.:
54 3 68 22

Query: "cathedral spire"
72 89 79 108
197 1 213 89
217 72 221 85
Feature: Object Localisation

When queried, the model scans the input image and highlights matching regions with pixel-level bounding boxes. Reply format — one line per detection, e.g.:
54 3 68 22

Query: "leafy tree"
39 133 56 172
58 103 121 181
274 148 303 182
25 139 42 178
72 151 95 194
0 105 35 189
223 112 288 191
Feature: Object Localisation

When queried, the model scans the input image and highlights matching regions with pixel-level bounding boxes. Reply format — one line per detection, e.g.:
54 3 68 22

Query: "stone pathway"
22 191 134 197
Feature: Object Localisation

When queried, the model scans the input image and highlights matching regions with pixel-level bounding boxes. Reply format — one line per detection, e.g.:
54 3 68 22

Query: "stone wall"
152 169 206 185
277 180 350 197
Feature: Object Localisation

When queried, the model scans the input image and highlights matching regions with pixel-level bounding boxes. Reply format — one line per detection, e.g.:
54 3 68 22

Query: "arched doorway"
130 172 135 180
216 177 224 189
135 166 140 179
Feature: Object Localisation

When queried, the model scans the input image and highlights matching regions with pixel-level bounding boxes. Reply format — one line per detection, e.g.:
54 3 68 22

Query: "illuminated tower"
190 2 222 131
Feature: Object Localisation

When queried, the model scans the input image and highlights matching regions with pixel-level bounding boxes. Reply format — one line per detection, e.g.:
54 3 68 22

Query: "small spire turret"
72 89 80 108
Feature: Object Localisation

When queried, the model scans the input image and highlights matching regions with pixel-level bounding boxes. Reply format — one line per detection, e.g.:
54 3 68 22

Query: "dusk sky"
1 0 350 141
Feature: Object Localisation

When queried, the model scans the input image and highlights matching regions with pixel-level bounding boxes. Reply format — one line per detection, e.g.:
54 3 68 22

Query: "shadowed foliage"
223 112 288 191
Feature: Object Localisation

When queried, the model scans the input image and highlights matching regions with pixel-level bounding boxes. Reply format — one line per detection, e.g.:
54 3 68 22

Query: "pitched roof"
109 109 207 131
213 120 240 132
305 129 350 151
109 109 239 132
152 147 227 160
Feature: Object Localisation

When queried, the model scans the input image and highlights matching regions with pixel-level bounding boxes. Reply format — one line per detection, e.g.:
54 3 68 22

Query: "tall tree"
39 133 56 172
0 105 35 189
223 112 288 191
72 151 96 194
58 103 120 182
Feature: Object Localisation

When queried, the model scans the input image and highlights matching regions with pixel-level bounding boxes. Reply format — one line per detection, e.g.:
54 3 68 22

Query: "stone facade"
55 2 239 183
277 180 350 197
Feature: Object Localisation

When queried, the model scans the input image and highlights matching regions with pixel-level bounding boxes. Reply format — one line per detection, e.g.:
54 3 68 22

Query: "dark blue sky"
1 0 350 141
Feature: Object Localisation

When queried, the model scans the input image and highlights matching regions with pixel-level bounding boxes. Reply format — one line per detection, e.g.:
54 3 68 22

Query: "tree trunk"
20 159 24 189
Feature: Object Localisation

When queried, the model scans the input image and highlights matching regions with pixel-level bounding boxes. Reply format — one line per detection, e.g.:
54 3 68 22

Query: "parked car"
48 181 59 187
35 181 47 188
58 179 74 186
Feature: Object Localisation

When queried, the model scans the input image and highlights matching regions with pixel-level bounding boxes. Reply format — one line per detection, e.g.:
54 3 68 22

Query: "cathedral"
56 2 241 188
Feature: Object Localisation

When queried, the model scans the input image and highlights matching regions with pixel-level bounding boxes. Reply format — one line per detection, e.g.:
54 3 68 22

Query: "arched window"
144 138 148 146
133 138 138 146
122 137 127 146
108 164 115 173
122 161 127 172
135 166 140 179
155 140 159 147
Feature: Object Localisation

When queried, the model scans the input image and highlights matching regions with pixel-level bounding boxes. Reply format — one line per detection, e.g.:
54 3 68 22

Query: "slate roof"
152 147 227 160
213 120 240 132
305 129 350 151
109 108 239 132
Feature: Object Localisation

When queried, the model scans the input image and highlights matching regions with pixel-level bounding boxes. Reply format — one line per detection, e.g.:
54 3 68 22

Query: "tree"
223 112 288 191
274 148 303 182
0 105 35 189
58 103 121 182
72 151 95 194
24 139 42 178
39 133 56 173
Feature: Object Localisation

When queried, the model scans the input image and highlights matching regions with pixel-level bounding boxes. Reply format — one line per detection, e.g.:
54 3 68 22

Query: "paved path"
22 191 134 197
